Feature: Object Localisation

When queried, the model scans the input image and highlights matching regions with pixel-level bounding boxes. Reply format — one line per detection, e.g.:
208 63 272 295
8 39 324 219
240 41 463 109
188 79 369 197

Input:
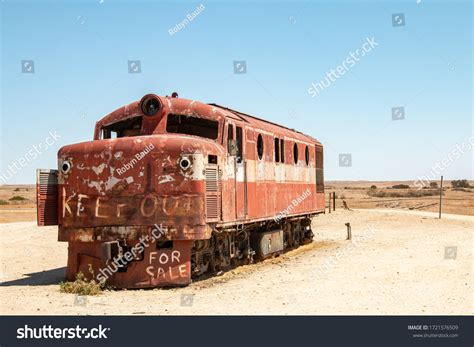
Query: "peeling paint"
92 163 107 175
86 180 103 194
105 176 121 190
158 175 175 184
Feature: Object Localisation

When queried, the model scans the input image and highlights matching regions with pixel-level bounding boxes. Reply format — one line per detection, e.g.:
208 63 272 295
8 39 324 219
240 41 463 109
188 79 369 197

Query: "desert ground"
327 180 474 216
0 185 35 223
0 207 472 315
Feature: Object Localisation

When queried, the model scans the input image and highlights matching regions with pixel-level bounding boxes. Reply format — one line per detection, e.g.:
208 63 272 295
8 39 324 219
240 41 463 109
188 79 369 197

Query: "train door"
315 145 324 209
225 121 246 220
235 126 246 219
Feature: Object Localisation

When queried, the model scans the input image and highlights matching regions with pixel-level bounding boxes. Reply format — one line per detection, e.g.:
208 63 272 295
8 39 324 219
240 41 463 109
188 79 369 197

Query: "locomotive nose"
57 136 209 233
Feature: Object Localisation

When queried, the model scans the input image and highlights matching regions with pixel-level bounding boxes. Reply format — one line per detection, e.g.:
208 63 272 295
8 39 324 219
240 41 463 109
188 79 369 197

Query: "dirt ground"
327 180 474 216
0 209 472 315
0 185 36 223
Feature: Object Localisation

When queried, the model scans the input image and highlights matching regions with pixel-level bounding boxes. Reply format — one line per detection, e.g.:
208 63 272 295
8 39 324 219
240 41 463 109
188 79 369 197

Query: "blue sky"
1 0 472 184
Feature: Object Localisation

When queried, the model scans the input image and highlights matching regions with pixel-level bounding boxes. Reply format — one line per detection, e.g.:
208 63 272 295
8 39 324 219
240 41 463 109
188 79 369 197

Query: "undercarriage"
191 217 314 279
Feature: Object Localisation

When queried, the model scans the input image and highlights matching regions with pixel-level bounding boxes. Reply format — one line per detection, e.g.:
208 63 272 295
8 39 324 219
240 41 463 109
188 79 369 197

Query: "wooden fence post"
439 176 443 219
328 192 331 213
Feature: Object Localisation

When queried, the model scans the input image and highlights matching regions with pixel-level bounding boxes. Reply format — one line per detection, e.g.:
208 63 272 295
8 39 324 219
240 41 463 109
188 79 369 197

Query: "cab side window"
227 124 234 154
274 138 280 162
236 126 243 163
280 139 285 163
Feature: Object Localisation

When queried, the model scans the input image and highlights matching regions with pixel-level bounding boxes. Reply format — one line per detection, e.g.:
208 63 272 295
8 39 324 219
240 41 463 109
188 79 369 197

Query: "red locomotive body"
37 94 325 288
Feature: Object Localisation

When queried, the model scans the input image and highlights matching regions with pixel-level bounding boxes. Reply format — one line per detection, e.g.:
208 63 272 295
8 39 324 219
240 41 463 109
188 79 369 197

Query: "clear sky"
1 0 472 184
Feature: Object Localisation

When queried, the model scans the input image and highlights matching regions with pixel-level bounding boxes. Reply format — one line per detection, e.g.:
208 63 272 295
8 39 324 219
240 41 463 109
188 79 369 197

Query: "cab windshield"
101 116 142 139
166 114 219 140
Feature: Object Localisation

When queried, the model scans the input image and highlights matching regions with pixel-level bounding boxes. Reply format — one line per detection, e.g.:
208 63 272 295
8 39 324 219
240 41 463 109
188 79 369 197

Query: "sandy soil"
327 180 474 216
0 185 36 223
0 209 472 315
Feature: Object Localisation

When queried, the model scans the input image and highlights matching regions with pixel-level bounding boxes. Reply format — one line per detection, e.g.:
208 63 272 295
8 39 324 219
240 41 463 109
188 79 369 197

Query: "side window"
274 138 280 162
293 143 299 164
280 139 285 163
305 146 310 165
257 134 264 160
316 147 324 193
227 124 234 154
236 126 243 163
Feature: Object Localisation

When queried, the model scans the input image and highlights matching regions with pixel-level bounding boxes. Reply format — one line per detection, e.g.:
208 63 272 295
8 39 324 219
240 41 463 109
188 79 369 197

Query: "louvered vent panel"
205 168 218 192
205 167 221 221
36 169 58 226
206 195 219 220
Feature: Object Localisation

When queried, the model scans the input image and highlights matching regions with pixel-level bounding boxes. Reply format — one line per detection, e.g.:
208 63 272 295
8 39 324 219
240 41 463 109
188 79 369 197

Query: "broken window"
236 126 243 163
305 146 310 165
101 116 143 139
227 124 234 153
274 138 280 162
257 134 264 160
293 143 299 164
166 114 219 140
280 139 285 163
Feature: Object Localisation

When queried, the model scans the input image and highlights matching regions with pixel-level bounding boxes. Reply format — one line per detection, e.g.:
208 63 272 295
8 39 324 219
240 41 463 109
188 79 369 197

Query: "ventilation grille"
206 195 219 220
205 168 219 192
36 169 58 226
205 167 221 221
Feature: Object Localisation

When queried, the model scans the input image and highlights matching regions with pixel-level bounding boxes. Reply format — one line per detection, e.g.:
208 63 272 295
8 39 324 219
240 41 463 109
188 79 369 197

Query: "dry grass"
59 265 105 296
9 195 27 201
367 188 440 198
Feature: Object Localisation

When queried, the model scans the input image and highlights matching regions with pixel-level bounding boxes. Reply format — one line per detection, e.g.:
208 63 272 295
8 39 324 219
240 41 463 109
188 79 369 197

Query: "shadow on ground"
0 267 65 286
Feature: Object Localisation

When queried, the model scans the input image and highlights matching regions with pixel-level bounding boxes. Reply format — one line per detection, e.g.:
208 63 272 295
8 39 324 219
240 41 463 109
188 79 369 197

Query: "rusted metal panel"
57 136 222 239
36 169 58 226
66 239 192 288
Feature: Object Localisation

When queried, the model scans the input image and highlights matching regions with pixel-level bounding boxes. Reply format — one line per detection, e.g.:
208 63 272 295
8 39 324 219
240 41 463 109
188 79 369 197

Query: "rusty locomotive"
37 93 325 288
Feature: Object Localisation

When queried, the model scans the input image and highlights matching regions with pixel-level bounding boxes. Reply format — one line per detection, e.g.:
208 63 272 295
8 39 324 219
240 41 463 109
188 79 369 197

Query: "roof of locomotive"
95 95 321 146
207 102 321 146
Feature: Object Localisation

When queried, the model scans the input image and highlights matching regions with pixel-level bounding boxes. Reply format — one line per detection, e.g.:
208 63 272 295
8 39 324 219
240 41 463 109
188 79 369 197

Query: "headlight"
140 94 162 117
61 160 72 174
179 157 191 170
